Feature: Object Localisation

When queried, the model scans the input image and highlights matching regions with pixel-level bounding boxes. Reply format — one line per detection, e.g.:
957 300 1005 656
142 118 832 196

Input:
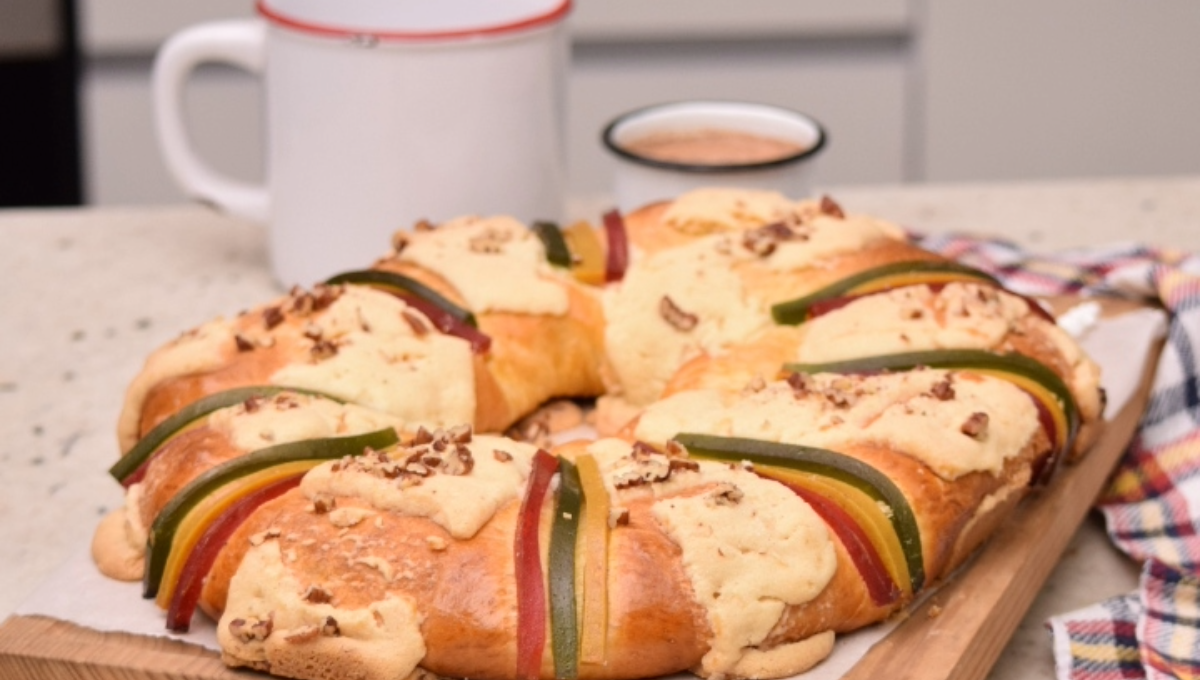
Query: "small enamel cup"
601 100 827 212
153 0 571 287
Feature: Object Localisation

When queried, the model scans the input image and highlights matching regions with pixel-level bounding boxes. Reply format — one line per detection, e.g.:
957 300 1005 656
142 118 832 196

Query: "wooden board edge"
0 615 237 679
0 301 1165 680
841 333 1162 680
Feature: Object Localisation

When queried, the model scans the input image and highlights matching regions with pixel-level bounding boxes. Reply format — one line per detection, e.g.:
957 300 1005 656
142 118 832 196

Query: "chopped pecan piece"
669 459 700 474
310 339 338 361
229 615 274 643
930 378 956 401
960 412 990 438
321 616 341 637
447 424 473 444
410 427 435 446
819 195 845 218
611 508 631 528
659 295 699 331
787 372 814 398
707 484 745 507
262 306 285 330
468 227 511 254
234 334 256 352
391 230 410 254
741 221 794 257
302 586 333 605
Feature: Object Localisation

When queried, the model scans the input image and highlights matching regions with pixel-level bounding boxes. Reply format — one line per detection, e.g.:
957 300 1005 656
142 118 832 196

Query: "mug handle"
152 19 269 222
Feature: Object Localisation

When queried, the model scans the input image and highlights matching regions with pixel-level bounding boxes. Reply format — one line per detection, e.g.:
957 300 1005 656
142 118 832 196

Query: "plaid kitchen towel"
914 233 1200 680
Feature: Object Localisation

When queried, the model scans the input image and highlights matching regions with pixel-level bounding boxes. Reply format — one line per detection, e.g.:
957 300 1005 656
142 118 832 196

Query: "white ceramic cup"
601 100 826 213
153 0 571 287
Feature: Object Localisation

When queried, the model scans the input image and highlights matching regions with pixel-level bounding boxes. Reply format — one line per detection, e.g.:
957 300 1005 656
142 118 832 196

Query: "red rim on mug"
256 0 573 43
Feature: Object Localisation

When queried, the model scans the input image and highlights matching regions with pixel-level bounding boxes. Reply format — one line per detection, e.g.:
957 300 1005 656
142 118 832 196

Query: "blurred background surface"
2 0 1199 207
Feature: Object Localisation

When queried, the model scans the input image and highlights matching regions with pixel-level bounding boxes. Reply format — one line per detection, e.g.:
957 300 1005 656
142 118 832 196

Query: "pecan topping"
612 509 631 528
468 227 512 254
631 441 661 459
659 296 699 332
664 439 687 458
787 372 814 398
310 339 338 361
741 221 795 257
823 377 858 408
447 424 473 444
707 484 745 507
311 284 339 312
321 616 341 637
930 377 956 401
243 395 266 413
669 459 700 474
343 427 477 483
410 427 435 446
229 615 274 642
391 231 410 254
819 195 845 218
234 334 256 352
262 306 285 330
613 442 681 489
960 412 990 438
302 586 333 604
311 497 336 514
288 284 342 317
274 393 301 409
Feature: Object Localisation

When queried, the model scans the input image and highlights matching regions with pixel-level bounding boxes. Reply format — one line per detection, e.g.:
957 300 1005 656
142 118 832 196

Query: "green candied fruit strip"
110 385 343 485
326 269 478 327
770 260 1000 325
532 221 573 269
783 348 1079 452
672 432 925 593
143 428 400 599
548 457 583 679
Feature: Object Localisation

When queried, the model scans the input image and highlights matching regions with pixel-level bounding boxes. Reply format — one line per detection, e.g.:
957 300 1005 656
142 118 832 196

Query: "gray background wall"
75 0 1200 205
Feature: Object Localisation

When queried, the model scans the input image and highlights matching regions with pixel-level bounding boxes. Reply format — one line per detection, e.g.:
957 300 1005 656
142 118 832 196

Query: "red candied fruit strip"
165 475 303 632
602 209 629 283
785 483 902 607
400 294 491 354
514 449 560 680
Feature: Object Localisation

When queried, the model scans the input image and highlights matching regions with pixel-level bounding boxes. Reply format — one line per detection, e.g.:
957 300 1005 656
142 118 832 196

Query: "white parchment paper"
15 305 1168 678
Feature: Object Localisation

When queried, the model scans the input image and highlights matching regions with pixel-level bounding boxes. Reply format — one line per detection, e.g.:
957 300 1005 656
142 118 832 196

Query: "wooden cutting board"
0 304 1163 680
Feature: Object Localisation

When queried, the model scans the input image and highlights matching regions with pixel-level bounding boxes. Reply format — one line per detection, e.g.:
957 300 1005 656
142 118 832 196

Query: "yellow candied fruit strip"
563 221 607 286
969 370 1070 453
575 453 609 664
847 271 994 297
154 460 322 609
758 466 911 596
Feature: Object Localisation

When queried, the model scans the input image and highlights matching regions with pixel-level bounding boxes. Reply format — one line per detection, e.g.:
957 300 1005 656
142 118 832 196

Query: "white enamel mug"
154 0 571 287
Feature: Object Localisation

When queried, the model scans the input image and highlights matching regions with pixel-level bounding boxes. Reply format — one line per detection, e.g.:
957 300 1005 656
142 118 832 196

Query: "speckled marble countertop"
2 175 1198 678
